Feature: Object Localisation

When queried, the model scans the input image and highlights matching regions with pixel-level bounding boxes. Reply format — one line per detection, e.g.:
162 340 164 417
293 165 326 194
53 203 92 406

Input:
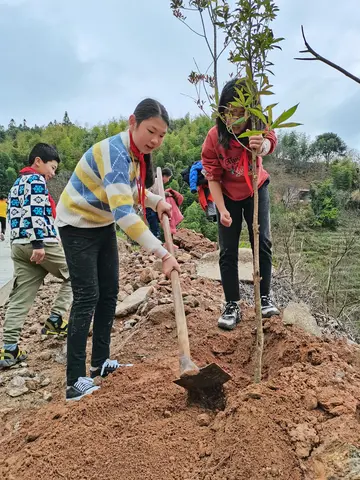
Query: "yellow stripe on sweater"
108 194 134 210
124 219 148 239
61 190 108 224
93 142 105 179
75 164 109 204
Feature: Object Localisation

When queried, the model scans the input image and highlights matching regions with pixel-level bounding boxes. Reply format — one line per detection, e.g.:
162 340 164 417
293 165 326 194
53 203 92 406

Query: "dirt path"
1 230 360 479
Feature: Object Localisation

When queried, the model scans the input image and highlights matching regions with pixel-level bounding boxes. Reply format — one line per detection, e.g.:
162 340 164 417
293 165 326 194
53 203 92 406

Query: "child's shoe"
0 345 27 368
41 313 68 336
66 377 100 401
90 359 133 379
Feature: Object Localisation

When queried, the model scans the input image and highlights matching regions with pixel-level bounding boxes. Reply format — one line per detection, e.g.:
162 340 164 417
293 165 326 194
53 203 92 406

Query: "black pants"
218 181 272 302
0 216 6 235
59 224 119 386
146 208 160 238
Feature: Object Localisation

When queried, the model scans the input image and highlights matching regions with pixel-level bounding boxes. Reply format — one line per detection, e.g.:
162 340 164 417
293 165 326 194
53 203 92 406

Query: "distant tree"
273 131 311 173
310 179 339 229
311 133 347 166
331 159 359 191
7 119 17 139
62 111 72 126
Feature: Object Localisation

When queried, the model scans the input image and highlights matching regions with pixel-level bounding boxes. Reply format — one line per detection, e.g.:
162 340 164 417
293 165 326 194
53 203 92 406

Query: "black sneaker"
261 296 280 318
66 377 100 401
218 301 241 330
90 359 133 379
41 313 68 337
0 345 27 368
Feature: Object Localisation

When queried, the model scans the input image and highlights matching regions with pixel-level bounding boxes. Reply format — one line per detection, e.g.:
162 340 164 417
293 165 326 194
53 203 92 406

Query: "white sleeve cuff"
259 138 271 156
145 192 162 210
153 245 168 259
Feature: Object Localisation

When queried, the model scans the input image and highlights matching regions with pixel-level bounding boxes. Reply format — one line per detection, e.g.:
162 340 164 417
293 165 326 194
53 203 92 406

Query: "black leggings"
0 216 6 235
218 181 272 301
59 224 119 386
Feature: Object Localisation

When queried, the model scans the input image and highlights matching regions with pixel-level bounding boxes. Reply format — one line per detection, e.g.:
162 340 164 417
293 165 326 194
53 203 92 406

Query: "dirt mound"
1 230 360 479
1 310 360 479
173 229 217 257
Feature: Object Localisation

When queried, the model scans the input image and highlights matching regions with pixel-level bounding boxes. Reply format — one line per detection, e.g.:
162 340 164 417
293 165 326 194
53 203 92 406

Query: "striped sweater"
56 131 166 257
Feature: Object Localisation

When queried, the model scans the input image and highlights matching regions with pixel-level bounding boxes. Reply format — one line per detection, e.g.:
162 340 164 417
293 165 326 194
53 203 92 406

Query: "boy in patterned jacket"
0 143 72 368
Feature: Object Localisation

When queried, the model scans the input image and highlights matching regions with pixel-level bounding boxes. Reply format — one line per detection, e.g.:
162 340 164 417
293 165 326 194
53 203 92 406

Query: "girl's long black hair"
216 78 251 150
133 98 169 188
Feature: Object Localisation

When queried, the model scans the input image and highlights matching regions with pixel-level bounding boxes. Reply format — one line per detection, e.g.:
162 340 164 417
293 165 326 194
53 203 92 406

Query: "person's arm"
249 129 277 156
189 164 199 194
97 143 179 275
23 175 48 263
202 132 232 227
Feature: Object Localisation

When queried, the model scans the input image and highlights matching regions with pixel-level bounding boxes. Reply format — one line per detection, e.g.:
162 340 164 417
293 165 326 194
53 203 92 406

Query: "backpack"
181 163 206 187
181 165 191 185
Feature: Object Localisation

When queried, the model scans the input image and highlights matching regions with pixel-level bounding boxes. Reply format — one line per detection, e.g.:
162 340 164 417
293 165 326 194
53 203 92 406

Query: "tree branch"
296 25 360 85
199 7 215 59
178 18 205 38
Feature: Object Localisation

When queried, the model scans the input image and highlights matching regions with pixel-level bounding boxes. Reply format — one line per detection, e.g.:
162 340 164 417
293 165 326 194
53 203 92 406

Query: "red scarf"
129 131 147 216
19 167 57 219
229 138 254 196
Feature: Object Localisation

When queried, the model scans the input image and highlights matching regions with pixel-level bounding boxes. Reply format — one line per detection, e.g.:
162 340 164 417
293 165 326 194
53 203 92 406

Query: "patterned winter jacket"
7 173 58 247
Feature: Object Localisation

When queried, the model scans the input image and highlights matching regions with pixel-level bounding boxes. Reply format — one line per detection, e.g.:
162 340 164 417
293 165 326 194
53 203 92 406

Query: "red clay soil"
1 305 360 480
173 229 217 256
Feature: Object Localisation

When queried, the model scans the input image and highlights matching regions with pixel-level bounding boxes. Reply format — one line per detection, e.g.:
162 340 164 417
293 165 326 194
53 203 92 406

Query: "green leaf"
259 90 274 95
248 108 268 125
231 55 247 63
272 104 299 128
232 117 246 125
237 130 266 138
265 103 278 111
275 122 303 129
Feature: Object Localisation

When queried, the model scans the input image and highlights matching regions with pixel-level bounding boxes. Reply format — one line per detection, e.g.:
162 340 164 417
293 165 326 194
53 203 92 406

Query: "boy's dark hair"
134 98 170 188
217 78 251 150
0 193 7 200
28 143 61 166
162 167 172 178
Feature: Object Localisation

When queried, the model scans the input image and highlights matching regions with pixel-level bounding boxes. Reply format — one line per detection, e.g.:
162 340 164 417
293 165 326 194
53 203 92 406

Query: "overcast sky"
0 0 359 149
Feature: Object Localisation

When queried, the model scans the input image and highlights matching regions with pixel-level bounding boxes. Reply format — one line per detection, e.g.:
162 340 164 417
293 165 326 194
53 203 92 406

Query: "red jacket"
201 126 277 201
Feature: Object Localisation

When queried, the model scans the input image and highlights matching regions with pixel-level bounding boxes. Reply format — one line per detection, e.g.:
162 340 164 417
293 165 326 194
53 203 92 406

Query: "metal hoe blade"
174 363 231 390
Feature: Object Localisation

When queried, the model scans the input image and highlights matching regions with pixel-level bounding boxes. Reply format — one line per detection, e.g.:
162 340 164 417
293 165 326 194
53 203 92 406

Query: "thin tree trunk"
252 120 263 384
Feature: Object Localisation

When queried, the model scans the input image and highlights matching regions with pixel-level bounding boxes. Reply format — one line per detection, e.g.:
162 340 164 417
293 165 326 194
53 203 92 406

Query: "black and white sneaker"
66 377 100 401
218 301 241 330
90 359 133 379
261 296 280 318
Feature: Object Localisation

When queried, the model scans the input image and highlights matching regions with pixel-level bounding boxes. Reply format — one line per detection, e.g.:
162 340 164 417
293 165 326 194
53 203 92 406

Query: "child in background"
0 143 72 367
0 194 7 241
202 79 280 330
146 167 173 238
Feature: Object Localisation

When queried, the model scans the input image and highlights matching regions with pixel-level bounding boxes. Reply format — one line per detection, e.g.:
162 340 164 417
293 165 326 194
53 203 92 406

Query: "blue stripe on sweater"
70 172 111 212
113 204 135 221
104 141 133 187
84 149 101 179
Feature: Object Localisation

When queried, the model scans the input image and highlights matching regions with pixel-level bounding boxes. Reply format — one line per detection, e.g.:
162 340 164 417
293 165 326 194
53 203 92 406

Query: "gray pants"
3 243 73 344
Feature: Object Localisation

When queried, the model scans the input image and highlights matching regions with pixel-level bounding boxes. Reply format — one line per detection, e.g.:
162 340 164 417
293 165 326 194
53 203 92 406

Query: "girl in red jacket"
202 79 279 330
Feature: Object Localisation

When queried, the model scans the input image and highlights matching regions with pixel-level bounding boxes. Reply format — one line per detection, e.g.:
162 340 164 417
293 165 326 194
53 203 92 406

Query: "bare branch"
294 58 319 61
296 25 360 84
178 18 205 38
199 8 215 59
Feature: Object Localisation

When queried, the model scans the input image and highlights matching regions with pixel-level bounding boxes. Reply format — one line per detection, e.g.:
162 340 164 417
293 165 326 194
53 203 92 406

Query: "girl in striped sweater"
57 98 180 401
